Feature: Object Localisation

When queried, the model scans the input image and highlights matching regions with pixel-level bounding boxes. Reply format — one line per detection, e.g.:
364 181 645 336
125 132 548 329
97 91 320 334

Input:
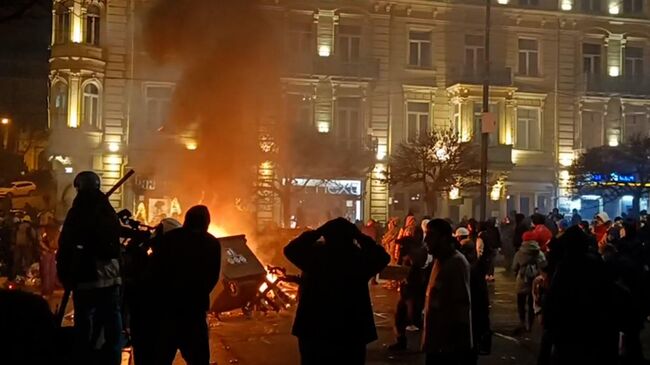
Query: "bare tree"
570 137 650 216
383 128 479 216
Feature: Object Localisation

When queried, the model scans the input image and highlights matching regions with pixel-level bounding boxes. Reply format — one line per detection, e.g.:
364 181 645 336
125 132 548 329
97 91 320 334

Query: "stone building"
48 0 650 223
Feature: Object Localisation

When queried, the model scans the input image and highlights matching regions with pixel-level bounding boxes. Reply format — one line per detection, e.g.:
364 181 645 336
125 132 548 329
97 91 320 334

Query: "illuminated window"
85 6 100 46
581 0 602 12
408 31 432 68
625 47 643 77
82 83 101 129
465 34 484 74
406 102 430 143
51 81 68 127
515 108 541 150
54 3 71 44
145 85 173 129
518 38 539 76
583 43 602 75
624 0 643 13
338 25 361 63
336 98 361 149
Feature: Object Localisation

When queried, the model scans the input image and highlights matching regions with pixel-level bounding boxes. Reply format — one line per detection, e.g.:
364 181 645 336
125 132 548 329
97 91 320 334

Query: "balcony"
50 42 105 72
447 67 513 87
585 74 650 97
285 55 380 79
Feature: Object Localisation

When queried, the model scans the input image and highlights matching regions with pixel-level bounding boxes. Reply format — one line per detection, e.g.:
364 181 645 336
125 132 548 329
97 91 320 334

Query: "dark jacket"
151 210 221 313
459 239 490 348
284 230 390 344
57 189 121 289
544 226 619 364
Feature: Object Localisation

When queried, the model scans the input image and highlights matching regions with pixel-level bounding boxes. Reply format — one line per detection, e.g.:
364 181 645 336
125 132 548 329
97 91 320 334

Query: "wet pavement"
175 267 625 365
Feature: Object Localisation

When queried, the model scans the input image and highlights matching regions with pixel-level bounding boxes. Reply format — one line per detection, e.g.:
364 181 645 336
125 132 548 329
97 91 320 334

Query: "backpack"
521 261 540 285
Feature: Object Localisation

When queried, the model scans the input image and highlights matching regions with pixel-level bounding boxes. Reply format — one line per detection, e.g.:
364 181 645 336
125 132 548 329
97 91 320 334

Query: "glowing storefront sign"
292 178 362 196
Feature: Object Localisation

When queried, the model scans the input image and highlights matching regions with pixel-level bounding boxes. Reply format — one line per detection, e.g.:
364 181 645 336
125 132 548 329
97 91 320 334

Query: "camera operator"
284 217 390 365
56 171 123 365
150 205 221 365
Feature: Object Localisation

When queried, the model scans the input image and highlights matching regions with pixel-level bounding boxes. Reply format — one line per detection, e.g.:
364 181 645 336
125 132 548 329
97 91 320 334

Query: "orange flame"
208 224 229 238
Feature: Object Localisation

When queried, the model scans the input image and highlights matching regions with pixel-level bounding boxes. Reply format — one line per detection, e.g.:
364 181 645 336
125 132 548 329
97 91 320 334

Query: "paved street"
176 267 646 365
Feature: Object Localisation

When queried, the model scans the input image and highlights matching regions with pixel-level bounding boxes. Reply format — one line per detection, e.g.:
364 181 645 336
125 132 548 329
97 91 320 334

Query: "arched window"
83 83 100 129
51 81 68 127
85 6 100 46
54 3 71 44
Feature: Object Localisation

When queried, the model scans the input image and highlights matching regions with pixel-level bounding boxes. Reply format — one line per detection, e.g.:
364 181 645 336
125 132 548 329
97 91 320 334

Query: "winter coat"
151 206 221 313
285 229 390 344
422 249 472 353
459 239 490 347
512 240 547 294
57 189 122 290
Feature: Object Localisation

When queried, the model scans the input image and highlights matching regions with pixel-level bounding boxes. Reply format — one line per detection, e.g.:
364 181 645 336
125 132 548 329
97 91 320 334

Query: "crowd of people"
348 208 650 364
0 205 59 296
2 171 650 365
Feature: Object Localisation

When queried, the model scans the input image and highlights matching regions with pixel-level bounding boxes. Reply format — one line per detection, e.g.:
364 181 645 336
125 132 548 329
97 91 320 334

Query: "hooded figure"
150 205 221 365
284 217 390 365
381 217 400 263
543 226 619 365
512 231 547 332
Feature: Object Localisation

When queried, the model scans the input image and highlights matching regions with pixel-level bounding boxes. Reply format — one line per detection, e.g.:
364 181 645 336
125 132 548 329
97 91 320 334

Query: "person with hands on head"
284 217 390 365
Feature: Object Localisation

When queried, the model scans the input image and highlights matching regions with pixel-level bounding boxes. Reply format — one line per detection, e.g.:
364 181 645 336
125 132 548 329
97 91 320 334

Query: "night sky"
0 0 52 132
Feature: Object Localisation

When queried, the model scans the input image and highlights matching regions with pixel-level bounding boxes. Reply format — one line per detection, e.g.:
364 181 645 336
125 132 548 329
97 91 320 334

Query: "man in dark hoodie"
57 171 123 365
151 205 221 365
284 217 390 365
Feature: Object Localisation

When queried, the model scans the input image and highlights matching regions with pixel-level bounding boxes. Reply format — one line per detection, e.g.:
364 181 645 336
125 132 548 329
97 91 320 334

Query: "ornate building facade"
48 0 650 223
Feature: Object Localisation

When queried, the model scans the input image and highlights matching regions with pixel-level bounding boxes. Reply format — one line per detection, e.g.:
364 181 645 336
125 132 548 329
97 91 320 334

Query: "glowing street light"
1 117 9 125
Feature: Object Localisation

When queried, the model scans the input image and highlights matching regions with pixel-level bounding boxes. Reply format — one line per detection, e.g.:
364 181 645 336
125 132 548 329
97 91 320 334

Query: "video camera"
117 209 155 244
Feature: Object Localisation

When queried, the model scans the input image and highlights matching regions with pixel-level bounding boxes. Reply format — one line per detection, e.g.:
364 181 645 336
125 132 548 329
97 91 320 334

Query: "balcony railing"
585 74 650 97
285 55 380 79
447 67 513 87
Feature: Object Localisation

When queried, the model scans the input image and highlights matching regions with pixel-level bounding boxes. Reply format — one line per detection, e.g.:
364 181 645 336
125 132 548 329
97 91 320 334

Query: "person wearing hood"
396 215 417 264
150 205 221 365
543 226 619 364
593 211 611 250
381 217 400 264
512 231 546 333
284 217 390 364
57 171 123 365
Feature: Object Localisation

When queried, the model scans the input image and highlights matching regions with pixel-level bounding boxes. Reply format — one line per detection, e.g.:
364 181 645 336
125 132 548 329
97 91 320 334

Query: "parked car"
0 181 37 198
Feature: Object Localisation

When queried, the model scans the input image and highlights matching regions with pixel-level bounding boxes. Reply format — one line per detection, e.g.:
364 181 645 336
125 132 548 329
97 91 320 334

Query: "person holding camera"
56 171 123 365
284 217 390 365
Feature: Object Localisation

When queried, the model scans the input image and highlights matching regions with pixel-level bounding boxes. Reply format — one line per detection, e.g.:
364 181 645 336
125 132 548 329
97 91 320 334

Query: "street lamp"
1 117 10 150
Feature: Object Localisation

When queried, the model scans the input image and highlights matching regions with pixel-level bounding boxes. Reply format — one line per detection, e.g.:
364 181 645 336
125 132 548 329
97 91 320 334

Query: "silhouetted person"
0 289 60 365
388 235 428 351
543 226 619 365
284 217 390 365
57 171 123 365
422 219 472 365
150 205 221 365
456 227 491 359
